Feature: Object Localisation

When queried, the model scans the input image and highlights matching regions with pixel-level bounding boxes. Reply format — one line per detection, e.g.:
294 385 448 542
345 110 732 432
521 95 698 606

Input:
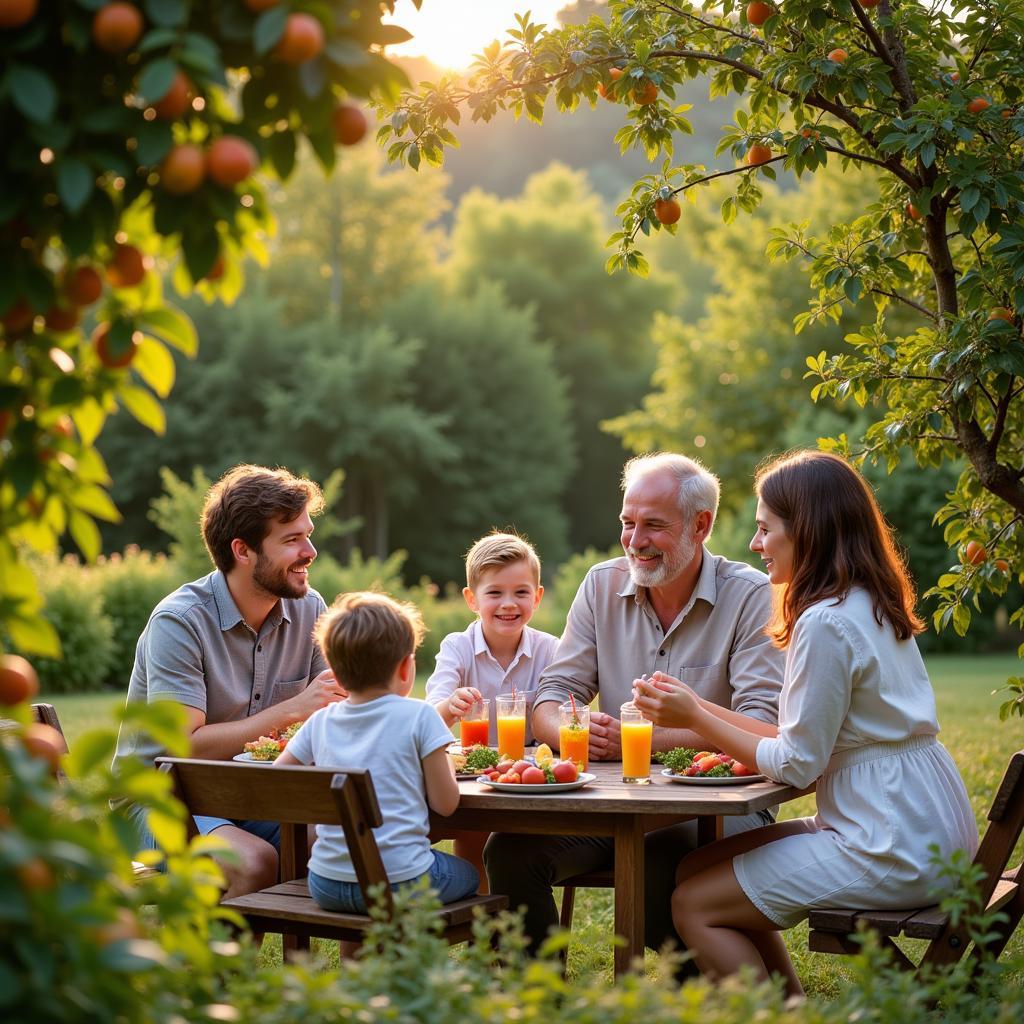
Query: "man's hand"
284 669 348 720
588 711 622 761
447 686 483 720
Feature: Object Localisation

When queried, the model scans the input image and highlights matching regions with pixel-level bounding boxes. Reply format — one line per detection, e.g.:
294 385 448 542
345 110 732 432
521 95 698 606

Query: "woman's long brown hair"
755 450 923 647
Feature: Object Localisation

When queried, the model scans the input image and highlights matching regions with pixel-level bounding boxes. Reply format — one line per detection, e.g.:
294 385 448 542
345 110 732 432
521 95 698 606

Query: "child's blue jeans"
307 849 479 913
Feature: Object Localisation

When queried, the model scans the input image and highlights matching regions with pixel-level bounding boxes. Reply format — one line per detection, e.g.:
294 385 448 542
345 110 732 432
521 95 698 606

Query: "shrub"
95 547 187 687
532 545 619 636
14 555 116 692
148 467 215 581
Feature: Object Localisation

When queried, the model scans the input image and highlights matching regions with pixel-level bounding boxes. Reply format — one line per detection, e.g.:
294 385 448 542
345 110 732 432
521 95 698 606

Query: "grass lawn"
43 652 1024 991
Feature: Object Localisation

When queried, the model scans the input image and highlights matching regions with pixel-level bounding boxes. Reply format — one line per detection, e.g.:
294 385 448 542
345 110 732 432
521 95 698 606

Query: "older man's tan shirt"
533 551 783 725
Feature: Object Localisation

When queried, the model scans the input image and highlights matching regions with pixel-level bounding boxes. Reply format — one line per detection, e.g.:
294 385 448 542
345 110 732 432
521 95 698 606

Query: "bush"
14 555 116 692
533 545 619 637
147 467 215 581
95 547 187 688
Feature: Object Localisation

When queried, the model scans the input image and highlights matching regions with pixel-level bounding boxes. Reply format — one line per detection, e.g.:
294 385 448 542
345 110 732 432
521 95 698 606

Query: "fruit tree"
381 0 1024 717
0 1 415 657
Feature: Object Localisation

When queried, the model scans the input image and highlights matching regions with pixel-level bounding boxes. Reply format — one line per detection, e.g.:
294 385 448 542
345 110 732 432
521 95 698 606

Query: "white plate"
233 752 276 764
477 772 596 793
660 768 765 785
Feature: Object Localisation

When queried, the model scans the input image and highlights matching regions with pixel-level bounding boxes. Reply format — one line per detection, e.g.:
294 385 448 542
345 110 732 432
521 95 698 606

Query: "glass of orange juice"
620 701 652 785
459 697 490 749
495 693 526 761
558 701 590 771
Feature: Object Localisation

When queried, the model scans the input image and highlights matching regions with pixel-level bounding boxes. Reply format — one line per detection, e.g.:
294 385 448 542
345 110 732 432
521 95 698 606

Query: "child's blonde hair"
314 591 425 692
465 532 541 590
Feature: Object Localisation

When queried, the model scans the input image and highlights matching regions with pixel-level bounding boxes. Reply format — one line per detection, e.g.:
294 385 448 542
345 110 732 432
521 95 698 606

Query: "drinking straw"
569 692 580 727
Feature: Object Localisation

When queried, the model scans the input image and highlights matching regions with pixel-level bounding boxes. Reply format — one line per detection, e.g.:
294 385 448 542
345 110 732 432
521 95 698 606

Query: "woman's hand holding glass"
633 672 701 728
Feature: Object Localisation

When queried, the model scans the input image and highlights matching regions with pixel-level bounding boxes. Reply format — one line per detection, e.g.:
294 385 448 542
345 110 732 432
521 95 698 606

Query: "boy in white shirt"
278 591 478 918
426 532 559 886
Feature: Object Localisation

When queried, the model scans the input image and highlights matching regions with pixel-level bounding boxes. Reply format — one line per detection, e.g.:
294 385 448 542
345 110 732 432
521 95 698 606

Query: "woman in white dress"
633 450 978 997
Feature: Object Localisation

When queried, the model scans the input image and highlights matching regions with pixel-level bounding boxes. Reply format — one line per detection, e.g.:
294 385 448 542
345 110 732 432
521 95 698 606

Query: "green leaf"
133 336 176 398
69 484 122 523
55 157 94 215
144 0 188 28
253 5 288 55
134 120 174 165
72 397 107 447
120 385 167 435
138 305 198 356
266 130 296 180
68 508 102 562
136 57 178 104
8 63 58 123
7 613 61 658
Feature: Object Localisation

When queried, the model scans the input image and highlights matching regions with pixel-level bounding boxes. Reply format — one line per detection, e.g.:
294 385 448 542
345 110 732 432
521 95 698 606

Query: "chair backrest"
32 703 70 756
156 758 393 914
974 748 1024 892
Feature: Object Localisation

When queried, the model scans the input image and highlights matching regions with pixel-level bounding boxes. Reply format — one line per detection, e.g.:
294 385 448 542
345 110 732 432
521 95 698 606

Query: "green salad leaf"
464 746 500 771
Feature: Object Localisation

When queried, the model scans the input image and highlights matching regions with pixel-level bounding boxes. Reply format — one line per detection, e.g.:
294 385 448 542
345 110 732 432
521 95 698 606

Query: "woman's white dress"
733 588 978 928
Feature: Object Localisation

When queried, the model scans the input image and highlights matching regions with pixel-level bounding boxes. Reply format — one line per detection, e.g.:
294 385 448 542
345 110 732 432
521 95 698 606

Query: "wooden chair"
808 749 1024 977
558 870 615 929
157 757 507 951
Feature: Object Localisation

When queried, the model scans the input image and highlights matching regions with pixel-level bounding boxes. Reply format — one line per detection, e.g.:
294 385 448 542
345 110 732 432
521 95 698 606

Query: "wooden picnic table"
431 758 813 977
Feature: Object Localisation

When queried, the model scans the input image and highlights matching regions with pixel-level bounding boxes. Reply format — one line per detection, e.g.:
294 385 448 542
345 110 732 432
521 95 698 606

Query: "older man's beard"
253 550 311 600
626 534 697 588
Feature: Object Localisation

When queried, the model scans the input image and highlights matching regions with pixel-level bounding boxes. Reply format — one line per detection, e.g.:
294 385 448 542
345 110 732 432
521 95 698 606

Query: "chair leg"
559 885 576 930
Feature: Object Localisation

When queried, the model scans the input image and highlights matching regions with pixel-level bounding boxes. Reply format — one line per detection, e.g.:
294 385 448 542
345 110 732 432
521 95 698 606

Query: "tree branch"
819 143 919 189
850 2 916 110
868 287 938 322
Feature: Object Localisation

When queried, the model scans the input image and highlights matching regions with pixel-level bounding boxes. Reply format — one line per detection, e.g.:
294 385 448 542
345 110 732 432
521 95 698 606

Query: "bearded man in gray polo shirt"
484 452 784 963
112 464 347 898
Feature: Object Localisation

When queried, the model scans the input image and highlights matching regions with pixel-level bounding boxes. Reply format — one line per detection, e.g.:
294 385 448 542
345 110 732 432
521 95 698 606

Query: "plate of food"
239 722 302 762
660 769 765 785
478 771 596 793
448 744 500 779
233 752 275 764
655 747 763 784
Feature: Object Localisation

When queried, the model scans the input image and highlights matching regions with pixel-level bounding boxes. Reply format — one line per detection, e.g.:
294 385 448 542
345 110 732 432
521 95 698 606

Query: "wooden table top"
454 759 809 817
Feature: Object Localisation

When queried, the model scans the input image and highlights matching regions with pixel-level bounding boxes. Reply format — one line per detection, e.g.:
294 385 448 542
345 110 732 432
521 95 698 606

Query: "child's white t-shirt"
284 694 454 883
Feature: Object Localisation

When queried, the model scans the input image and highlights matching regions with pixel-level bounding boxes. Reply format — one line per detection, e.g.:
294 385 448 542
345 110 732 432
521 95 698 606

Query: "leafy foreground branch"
2 700 1023 1023
382 1 1024 710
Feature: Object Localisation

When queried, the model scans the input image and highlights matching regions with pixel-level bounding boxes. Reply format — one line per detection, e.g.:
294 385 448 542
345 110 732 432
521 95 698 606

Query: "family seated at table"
112 451 978 992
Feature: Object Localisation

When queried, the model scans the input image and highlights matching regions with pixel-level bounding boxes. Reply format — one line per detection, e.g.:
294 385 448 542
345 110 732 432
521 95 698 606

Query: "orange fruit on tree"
152 70 193 120
995 559 1011 573
0 653 39 706
64 264 103 305
0 410 9 439
332 103 368 146
746 1 773 26
1 296 34 334
828 48 848 63
988 306 1015 323
21 723 65 772
160 143 205 194
92 3 144 54
16 858 55 891
0 0 38 29
106 243 147 287
1002 108 1015 119
965 540 987 565
633 80 659 105
653 197 681 225
275 13 324 65
94 908 143 945
93 322 139 368
905 202 921 220
206 135 257 187
204 255 226 282
949 71 961 83
966 96 990 114
745 143 773 166
44 304 80 332
858 0 879 7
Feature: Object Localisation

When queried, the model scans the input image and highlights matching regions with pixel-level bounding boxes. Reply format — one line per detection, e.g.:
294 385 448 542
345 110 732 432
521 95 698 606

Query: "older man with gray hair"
484 452 784 964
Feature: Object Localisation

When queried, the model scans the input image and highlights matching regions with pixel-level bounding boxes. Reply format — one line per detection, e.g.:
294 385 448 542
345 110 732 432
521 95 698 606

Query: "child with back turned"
426 532 559 887
277 591 479 912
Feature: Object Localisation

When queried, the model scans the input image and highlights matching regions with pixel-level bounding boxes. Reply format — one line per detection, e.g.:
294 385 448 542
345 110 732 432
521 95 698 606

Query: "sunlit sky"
385 1 570 71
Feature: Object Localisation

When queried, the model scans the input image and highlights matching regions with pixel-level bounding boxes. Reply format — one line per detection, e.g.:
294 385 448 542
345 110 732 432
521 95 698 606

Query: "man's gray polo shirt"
112 570 328 775
533 550 783 725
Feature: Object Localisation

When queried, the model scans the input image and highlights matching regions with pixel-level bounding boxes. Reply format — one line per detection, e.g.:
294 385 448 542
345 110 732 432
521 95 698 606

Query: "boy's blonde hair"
314 591 425 692
465 532 541 590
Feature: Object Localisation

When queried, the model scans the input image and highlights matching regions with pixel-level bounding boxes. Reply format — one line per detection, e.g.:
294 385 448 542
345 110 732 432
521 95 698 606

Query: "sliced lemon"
535 743 554 767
